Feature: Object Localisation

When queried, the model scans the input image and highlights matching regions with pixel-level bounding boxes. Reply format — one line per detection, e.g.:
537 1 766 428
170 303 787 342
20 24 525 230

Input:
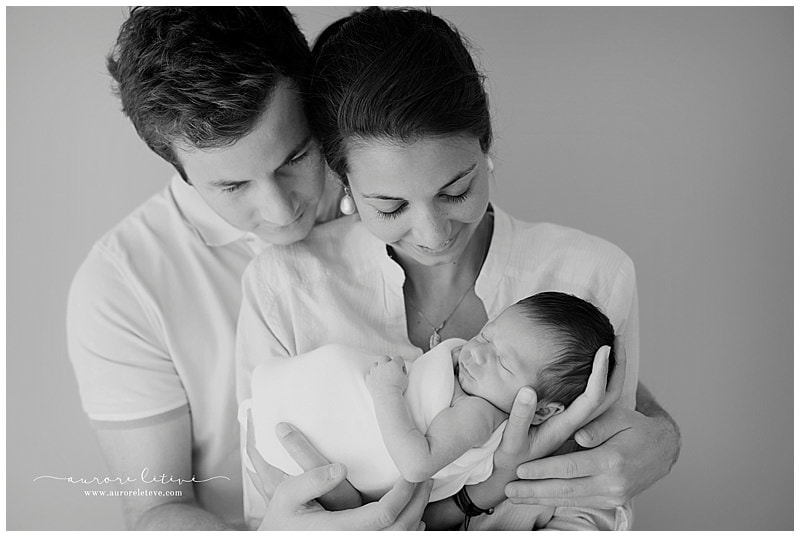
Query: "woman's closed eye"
375 203 408 220
440 185 472 204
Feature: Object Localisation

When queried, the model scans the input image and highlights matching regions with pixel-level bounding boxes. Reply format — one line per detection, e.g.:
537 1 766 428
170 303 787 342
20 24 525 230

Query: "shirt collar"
169 174 248 247
475 204 511 307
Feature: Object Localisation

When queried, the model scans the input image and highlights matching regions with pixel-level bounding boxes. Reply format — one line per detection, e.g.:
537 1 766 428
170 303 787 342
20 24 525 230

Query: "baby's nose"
472 346 489 366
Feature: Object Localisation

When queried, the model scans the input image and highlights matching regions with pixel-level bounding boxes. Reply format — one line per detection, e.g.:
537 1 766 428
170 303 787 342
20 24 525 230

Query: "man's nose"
258 180 296 225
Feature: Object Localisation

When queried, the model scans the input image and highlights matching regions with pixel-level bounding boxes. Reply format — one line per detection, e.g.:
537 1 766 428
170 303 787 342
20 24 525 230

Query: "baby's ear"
531 401 566 426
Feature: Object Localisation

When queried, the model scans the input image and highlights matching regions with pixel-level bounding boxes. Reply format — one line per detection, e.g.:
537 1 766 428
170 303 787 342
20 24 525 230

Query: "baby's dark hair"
516 292 616 407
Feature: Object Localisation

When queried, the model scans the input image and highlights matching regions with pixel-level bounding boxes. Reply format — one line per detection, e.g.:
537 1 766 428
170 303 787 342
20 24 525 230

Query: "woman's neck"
400 211 493 299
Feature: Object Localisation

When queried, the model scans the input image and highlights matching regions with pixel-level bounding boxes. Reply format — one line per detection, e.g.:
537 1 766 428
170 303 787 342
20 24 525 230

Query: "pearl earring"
339 187 356 215
486 156 495 173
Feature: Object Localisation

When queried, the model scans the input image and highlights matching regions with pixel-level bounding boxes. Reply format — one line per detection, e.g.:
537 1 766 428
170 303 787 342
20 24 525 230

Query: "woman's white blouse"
235 205 639 530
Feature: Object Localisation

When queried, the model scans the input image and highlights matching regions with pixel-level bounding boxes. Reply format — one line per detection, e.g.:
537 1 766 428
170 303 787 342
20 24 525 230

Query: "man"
67 7 678 530
67 7 428 529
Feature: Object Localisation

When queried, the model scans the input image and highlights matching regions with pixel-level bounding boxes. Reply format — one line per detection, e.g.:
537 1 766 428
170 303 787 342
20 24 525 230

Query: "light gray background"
7 6 792 531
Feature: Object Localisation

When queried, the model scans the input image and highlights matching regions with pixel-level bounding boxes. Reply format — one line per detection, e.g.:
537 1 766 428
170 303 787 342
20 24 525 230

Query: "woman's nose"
414 207 451 248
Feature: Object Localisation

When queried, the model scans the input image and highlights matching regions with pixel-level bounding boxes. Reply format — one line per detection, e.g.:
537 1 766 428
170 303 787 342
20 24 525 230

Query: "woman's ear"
531 401 566 426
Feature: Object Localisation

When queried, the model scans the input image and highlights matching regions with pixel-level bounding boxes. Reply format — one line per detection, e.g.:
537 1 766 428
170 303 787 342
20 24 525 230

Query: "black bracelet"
453 487 494 529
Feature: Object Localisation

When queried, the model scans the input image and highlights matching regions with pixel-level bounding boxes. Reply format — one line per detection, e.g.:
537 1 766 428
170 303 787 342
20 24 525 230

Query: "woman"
237 7 673 530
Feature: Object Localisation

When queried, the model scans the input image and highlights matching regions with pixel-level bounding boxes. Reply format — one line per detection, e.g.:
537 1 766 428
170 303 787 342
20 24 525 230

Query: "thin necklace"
407 271 479 351
406 218 489 351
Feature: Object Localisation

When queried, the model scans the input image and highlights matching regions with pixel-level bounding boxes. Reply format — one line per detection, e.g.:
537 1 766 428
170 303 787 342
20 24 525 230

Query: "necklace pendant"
429 330 442 350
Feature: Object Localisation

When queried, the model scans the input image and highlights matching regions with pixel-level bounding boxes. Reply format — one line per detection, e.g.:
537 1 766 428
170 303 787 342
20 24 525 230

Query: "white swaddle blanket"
241 338 505 505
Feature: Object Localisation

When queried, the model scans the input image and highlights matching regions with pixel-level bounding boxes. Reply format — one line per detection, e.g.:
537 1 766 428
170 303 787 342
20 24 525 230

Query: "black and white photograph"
6 6 793 531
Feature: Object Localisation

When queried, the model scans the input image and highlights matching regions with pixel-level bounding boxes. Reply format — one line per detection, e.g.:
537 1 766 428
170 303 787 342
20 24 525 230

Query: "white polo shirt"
67 174 340 526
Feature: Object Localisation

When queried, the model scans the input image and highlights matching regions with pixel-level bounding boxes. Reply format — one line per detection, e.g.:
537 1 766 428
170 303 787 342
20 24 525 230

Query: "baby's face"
455 305 557 413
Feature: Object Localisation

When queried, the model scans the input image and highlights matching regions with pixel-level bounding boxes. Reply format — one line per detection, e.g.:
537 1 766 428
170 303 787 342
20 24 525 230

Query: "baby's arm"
422 445 517 530
366 356 498 483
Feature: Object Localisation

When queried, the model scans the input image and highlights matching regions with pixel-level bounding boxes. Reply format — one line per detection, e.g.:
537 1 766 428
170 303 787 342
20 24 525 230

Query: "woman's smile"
410 227 461 256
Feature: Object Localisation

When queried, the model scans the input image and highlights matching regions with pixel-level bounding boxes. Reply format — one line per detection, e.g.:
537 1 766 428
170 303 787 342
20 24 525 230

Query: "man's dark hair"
516 292 616 407
307 7 492 181
107 7 311 182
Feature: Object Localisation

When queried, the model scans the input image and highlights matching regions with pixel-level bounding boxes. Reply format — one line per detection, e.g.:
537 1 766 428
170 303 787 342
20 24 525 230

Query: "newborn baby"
243 291 615 503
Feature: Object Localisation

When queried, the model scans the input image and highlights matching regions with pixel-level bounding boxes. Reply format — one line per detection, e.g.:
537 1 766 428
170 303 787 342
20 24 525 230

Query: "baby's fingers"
390 356 407 374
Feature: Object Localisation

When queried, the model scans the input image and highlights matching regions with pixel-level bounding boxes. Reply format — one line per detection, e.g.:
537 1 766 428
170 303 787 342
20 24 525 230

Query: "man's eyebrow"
209 136 313 188
364 162 477 200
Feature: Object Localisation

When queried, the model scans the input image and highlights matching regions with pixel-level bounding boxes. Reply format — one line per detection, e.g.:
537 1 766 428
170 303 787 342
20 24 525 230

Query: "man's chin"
255 220 314 246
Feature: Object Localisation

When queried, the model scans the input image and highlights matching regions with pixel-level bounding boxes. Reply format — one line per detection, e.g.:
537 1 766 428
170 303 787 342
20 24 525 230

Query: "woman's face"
345 135 490 267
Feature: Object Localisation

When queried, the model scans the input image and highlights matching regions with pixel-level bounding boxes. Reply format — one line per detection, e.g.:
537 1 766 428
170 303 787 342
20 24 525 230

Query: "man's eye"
287 151 309 166
288 142 317 167
221 182 246 193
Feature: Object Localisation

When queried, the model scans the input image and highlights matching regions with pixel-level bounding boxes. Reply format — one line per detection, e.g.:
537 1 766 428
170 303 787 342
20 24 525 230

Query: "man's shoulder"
73 184 196 288
245 216 371 290
93 185 185 258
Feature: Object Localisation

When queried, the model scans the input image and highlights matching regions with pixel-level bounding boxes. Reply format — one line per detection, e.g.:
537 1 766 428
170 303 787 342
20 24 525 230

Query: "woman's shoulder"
498 209 632 267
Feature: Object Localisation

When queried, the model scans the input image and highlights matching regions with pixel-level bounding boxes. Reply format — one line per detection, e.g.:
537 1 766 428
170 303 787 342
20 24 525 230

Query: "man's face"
174 79 326 245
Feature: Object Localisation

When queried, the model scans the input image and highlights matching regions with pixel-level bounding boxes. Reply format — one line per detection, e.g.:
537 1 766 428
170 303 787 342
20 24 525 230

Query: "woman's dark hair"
107 7 311 182
307 7 492 181
516 292 617 407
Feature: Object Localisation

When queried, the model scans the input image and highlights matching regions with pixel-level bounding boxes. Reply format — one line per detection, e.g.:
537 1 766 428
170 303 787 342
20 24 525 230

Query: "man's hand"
507 387 680 509
245 410 431 530
366 356 408 396
255 469 431 531
494 344 621 473
268 420 363 511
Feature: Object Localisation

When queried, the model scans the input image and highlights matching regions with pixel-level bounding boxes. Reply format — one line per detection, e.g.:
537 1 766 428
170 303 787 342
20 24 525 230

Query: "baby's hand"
366 356 409 396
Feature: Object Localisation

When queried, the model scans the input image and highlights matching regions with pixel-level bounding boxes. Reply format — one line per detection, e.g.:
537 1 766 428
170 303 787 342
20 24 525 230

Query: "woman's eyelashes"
373 185 473 220
375 204 407 220
442 185 472 203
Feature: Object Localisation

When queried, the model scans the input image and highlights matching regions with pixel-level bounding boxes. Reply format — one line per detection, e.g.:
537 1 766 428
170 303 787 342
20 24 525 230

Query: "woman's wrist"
465 466 516 512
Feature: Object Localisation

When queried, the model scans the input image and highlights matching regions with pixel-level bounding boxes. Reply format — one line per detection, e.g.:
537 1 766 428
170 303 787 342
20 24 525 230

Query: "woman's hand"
507 385 680 509
245 410 431 530
366 356 408 396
